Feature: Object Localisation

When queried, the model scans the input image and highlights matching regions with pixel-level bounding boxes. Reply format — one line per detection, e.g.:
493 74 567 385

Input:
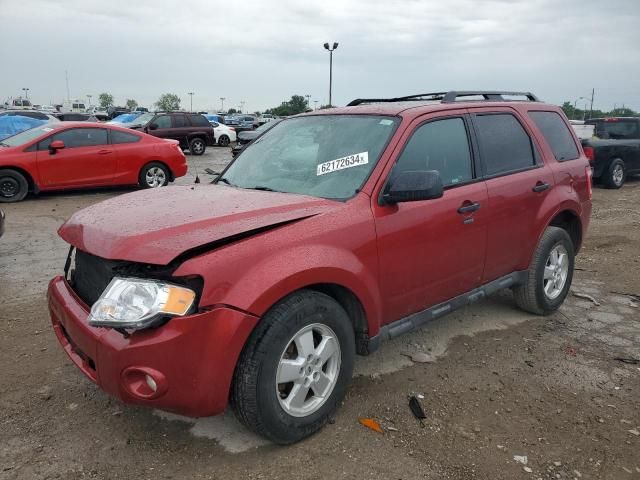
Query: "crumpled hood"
59 185 336 264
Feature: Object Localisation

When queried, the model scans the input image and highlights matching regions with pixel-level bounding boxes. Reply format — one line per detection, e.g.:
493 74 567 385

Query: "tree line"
560 101 638 121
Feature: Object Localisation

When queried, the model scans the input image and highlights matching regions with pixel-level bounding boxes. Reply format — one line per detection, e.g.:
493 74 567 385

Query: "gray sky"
1 0 639 112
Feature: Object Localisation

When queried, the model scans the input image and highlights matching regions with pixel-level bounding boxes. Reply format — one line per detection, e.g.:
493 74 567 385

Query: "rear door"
172 113 192 146
36 127 116 187
373 112 489 322
469 108 555 282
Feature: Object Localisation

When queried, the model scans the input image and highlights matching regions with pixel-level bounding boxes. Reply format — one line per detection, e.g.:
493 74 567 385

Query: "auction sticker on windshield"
317 152 369 176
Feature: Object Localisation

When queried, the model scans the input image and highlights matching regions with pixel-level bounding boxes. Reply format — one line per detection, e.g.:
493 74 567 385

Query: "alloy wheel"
145 167 166 188
276 323 341 417
543 244 569 300
612 164 624 186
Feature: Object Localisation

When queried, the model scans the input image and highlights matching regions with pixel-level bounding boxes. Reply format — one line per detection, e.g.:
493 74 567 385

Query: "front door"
36 127 116 187
373 113 488 324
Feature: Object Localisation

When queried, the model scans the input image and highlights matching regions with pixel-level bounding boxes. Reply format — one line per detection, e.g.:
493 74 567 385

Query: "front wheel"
513 226 575 315
139 162 169 188
603 158 625 189
231 290 355 444
218 135 230 147
0 169 29 203
189 137 206 155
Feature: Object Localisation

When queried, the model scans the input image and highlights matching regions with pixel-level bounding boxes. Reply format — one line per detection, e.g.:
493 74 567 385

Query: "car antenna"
193 161 201 184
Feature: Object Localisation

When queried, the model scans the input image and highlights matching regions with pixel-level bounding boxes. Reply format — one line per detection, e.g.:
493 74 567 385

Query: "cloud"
1 0 639 111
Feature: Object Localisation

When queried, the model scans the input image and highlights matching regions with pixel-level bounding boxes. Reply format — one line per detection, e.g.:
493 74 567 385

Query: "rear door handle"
457 201 481 214
98 150 113 155
532 181 550 192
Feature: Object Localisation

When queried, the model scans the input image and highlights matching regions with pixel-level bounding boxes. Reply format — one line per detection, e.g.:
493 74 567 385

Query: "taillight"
583 146 595 165
586 166 593 199
229 127 235 131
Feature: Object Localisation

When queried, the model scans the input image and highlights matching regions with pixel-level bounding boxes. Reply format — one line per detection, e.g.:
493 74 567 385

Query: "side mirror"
382 170 444 205
49 140 65 154
148 123 158 130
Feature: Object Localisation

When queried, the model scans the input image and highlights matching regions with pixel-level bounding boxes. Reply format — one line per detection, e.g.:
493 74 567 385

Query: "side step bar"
365 271 528 354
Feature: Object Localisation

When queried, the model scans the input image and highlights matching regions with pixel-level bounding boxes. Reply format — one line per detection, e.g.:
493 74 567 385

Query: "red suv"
48 91 592 444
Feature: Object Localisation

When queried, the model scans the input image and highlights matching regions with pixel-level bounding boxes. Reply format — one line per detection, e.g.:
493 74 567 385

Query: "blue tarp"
0 115 47 141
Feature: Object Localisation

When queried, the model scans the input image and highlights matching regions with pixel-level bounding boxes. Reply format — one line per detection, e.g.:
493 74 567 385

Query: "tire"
139 162 169 188
603 158 625 189
189 137 206 156
0 169 29 203
231 290 355 444
513 226 575 315
218 135 230 147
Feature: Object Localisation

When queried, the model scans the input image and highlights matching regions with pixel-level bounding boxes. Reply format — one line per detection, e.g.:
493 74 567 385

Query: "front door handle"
457 201 481 214
532 181 550 193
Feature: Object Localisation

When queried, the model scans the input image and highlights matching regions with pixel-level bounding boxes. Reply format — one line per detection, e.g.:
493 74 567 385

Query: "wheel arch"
548 209 583 253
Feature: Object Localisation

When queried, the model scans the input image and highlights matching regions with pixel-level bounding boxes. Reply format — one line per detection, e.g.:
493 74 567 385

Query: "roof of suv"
309 90 548 117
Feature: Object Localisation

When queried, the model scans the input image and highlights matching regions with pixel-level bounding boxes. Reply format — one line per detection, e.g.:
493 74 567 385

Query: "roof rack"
347 90 540 107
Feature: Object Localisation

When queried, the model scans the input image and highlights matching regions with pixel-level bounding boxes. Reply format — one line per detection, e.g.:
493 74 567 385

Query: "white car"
38 105 58 114
210 121 237 146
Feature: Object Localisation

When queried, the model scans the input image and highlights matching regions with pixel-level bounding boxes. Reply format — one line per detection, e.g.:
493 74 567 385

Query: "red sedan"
0 122 188 202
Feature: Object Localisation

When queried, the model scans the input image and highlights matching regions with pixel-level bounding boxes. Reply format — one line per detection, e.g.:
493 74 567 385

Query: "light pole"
87 94 92 107
240 100 245 113
22 87 29 100
323 42 338 107
220 97 226 112
314 100 318 110
188 92 194 112
305 94 311 110
573 97 586 120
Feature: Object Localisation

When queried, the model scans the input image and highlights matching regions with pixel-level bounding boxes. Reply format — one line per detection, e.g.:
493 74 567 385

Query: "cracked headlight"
88 277 196 330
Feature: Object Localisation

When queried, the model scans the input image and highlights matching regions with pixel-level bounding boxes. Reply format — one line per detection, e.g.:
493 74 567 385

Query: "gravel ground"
0 149 639 480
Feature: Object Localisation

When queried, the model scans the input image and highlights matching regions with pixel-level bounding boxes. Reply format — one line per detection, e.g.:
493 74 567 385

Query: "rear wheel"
603 158 625 189
189 137 206 155
513 226 574 315
139 162 169 188
218 135 230 147
0 169 29 203
231 290 355 444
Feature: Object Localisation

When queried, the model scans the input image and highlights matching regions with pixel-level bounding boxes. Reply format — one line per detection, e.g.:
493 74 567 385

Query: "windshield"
110 113 140 123
0 125 55 147
220 115 399 200
131 112 154 125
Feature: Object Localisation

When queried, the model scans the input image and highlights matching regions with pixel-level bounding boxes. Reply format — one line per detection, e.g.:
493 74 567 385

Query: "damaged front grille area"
67 248 202 308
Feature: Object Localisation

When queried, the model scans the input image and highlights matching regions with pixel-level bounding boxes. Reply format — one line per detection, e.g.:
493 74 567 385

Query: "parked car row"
0 122 188 202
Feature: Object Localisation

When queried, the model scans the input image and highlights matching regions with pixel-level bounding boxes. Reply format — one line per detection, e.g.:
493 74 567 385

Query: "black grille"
69 249 202 308
71 250 128 307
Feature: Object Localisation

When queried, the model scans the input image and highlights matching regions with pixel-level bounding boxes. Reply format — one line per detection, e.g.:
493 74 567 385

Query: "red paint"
0 122 187 192
49 100 592 417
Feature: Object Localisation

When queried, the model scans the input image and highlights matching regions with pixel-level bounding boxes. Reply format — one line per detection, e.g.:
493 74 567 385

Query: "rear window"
473 114 536 176
190 114 211 127
529 111 579 161
587 119 639 140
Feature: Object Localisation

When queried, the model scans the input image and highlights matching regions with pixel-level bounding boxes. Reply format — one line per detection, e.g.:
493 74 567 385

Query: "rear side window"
473 114 535 176
111 130 141 144
393 117 473 186
173 115 187 128
529 111 579 161
189 114 211 127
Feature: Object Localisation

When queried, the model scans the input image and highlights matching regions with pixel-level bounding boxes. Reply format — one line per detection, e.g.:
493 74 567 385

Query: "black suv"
139 112 215 156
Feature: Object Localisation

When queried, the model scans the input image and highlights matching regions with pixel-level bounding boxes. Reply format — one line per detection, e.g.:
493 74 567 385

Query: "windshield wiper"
0 142 10 147
248 186 279 192
216 177 235 186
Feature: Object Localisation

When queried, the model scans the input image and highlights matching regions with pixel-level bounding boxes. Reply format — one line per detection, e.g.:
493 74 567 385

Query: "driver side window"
393 117 473 186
